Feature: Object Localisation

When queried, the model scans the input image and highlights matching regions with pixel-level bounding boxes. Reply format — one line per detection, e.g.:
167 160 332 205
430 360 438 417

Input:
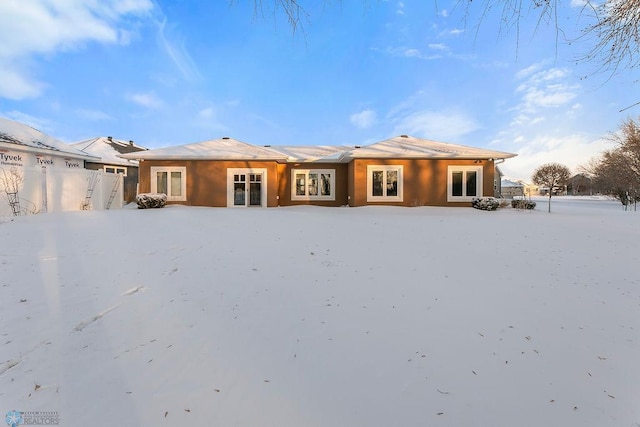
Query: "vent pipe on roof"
264 145 271 147
222 136 230 140
129 140 134 145
355 145 361 149
107 136 113 141
400 134 408 138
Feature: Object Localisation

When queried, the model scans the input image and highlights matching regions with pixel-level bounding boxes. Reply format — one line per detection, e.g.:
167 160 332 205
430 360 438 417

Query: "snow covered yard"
1 197 639 427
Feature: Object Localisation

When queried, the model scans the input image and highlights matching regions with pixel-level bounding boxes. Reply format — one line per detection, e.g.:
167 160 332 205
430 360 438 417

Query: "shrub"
471 197 500 211
511 199 536 210
136 193 167 209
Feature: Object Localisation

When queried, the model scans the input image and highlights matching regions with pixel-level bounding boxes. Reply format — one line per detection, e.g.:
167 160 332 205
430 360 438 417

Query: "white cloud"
499 134 612 181
155 17 201 83
403 49 422 57
192 105 228 133
75 109 114 121
511 65 580 125
0 0 153 100
350 110 377 129
384 46 443 60
490 65 606 180
391 110 479 141
198 107 216 120
0 69 44 100
515 63 542 80
428 43 448 51
126 92 163 109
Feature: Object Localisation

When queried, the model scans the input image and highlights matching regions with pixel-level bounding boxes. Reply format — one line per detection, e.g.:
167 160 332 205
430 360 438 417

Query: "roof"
345 135 517 160
0 117 99 161
501 179 525 188
119 134 517 163
269 145 353 163
119 137 289 161
71 136 147 167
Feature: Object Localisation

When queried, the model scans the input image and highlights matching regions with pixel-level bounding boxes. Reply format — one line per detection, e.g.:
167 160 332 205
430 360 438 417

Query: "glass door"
249 173 262 206
233 172 263 207
233 174 246 206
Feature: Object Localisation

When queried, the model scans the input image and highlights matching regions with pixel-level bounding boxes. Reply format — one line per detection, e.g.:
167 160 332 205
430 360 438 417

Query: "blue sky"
1 0 638 180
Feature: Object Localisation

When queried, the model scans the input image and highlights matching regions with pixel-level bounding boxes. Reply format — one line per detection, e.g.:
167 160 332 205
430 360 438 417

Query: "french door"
228 169 266 207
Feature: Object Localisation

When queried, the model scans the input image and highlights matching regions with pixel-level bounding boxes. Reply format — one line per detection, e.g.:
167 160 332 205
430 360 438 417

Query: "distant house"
501 179 525 198
71 136 147 203
567 173 594 195
120 134 517 208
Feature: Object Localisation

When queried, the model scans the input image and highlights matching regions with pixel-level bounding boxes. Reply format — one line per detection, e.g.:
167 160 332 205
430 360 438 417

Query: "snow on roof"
346 135 517 160
269 145 353 163
119 134 517 163
501 179 525 188
119 137 288 161
71 136 147 167
0 117 99 160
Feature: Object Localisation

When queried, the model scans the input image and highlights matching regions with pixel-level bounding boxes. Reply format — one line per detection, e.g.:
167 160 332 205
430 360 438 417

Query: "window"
150 166 186 201
291 169 335 201
104 166 127 176
447 166 483 202
366 165 403 202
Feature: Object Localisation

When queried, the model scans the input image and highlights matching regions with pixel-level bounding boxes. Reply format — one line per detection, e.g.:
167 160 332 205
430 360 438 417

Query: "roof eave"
118 154 289 161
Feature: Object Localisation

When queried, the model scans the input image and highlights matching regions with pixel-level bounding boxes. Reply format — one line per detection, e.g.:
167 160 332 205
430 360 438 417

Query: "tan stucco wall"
277 163 349 206
138 159 280 207
348 158 496 207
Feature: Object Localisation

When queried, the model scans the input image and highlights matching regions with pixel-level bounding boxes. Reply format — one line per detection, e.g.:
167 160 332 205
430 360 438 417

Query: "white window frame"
447 165 483 202
150 166 187 202
226 168 267 208
104 165 127 176
291 169 336 201
366 165 403 202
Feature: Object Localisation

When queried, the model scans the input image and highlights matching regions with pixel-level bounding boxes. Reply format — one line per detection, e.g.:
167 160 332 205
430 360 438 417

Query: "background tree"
532 163 571 213
587 117 640 208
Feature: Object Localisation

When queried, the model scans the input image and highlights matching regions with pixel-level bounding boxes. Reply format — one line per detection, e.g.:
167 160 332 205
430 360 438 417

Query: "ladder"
6 191 21 216
106 173 121 209
82 171 99 210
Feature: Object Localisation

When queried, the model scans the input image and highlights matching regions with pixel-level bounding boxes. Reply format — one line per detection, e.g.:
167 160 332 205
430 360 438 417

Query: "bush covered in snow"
136 193 167 209
511 199 537 210
471 197 500 211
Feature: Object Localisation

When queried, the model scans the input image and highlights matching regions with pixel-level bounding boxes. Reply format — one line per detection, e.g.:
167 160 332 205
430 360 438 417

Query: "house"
0 117 98 170
120 134 517 208
501 179 525 198
71 136 148 203
0 118 124 216
567 173 594 195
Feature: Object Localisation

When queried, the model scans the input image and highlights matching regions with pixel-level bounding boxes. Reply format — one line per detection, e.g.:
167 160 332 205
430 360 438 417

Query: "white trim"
366 165 403 202
104 165 127 176
227 168 267 207
447 165 483 202
150 166 187 201
291 169 336 201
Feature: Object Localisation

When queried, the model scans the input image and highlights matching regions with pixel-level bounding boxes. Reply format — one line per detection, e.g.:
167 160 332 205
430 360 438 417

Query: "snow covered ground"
1 197 638 427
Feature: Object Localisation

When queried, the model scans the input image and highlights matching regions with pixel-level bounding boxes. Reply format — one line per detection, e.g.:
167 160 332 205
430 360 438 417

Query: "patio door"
228 168 267 207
